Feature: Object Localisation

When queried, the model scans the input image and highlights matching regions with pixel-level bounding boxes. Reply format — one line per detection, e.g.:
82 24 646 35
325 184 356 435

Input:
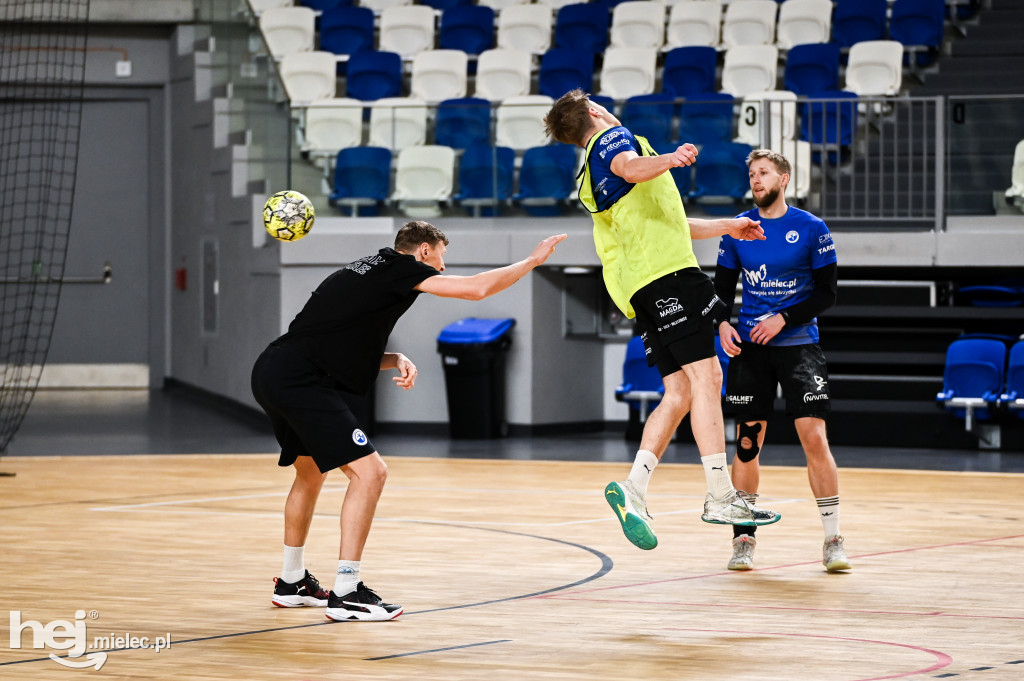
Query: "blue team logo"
786 231 800 243
352 429 368 446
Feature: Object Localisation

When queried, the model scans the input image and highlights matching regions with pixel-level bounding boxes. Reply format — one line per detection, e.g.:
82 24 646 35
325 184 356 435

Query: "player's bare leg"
796 417 849 571
273 457 330 608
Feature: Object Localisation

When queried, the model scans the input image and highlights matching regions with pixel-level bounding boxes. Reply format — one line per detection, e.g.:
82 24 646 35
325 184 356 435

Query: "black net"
0 0 89 453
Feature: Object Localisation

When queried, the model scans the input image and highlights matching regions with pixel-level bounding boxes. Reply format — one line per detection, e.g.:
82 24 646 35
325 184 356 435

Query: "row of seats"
255 0 835 15
327 137 779 216
258 0 947 62
278 39 903 104
300 94 814 190
937 337 1024 433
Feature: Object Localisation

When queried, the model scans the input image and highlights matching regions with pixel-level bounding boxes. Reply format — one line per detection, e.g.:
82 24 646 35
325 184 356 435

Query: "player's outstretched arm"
415 234 568 301
611 143 699 184
689 217 764 241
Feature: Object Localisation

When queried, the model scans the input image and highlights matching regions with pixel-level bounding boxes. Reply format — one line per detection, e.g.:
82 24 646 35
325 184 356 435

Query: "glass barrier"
184 7 1024 228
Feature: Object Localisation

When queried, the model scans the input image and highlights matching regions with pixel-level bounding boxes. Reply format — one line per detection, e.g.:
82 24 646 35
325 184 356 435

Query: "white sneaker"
728 534 757 570
823 534 851 572
604 480 657 550
702 490 781 526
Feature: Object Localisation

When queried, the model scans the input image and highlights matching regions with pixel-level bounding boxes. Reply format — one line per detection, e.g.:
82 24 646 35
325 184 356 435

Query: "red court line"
543 596 1024 621
537 532 1024 598
663 627 952 681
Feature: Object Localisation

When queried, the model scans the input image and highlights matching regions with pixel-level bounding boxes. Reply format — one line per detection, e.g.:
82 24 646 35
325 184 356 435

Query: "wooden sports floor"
2 452 1022 681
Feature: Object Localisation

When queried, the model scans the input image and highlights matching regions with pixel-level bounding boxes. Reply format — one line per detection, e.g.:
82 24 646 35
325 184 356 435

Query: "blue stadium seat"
554 3 610 54
439 5 497 56
832 0 888 50
1001 340 1024 419
784 42 841 97
936 337 1007 431
329 146 392 216
889 0 946 67
615 335 664 423
662 46 718 98
678 93 735 145
454 145 516 215
299 0 353 10
621 93 676 149
538 48 595 99
799 90 858 163
420 0 472 10
514 144 578 216
434 97 493 149
689 141 754 209
346 51 403 101
957 285 1024 308
319 6 375 57
656 141 695 198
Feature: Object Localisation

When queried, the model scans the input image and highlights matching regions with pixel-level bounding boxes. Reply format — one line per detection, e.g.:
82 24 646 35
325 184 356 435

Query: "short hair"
394 220 449 253
746 148 792 176
543 88 594 147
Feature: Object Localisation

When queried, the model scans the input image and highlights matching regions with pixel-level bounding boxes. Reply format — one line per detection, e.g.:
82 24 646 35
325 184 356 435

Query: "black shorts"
631 268 720 378
251 343 376 473
724 342 831 421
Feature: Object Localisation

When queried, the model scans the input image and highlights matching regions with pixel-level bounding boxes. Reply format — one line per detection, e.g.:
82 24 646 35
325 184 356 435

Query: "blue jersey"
717 205 837 346
587 126 641 212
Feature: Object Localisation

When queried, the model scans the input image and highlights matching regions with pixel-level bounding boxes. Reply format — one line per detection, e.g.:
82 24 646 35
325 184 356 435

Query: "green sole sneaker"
604 481 658 550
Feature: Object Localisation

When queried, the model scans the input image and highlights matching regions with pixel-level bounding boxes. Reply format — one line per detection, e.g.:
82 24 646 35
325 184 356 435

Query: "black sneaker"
325 582 403 621
272 570 330 607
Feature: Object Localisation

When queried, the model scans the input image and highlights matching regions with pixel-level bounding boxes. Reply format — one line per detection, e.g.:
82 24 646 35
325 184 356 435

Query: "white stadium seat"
721 0 778 49
279 51 338 104
379 5 437 60
735 89 797 150
666 0 722 48
259 6 316 59
358 0 411 13
392 145 456 217
497 4 553 54
369 97 429 149
475 49 533 101
495 95 555 150
301 98 364 158
1005 139 1024 210
845 40 904 97
610 1 667 50
599 47 658 100
775 0 833 50
411 50 469 103
721 44 778 97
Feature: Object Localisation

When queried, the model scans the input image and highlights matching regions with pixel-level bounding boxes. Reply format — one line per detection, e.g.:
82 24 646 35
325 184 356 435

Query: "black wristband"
779 310 791 324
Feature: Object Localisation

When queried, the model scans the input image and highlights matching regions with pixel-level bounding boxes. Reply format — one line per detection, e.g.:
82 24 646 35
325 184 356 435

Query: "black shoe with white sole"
271 570 330 608
325 582 403 622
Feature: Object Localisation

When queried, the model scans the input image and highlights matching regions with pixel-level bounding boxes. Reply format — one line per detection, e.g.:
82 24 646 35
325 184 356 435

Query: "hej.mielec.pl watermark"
9 610 172 671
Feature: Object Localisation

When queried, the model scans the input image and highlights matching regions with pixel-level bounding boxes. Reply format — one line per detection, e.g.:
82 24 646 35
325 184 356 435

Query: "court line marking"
365 639 511 660
663 627 952 681
0 523 611 668
540 532 1024 597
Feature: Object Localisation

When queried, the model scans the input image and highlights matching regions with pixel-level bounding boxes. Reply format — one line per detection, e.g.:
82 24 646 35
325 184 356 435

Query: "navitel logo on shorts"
352 429 368 446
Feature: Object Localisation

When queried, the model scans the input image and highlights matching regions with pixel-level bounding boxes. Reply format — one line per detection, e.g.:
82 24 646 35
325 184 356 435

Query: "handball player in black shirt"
252 220 566 621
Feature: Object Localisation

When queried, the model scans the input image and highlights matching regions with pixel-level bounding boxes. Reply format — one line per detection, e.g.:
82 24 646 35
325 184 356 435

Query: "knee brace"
736 422 762 463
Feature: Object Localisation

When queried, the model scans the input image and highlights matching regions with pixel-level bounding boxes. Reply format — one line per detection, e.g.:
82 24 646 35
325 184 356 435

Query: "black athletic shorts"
631 267 720 378
724 342 831 421
251 343 376 473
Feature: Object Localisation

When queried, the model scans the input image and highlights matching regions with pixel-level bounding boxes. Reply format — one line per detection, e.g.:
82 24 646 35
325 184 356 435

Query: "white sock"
281 545 305 584
333 560 360 596
626 450 659 494
817 496 840 537
701 452 734 499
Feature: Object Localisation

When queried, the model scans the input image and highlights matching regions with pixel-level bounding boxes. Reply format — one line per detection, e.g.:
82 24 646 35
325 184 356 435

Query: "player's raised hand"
530 234 568 266
727 216 765 241
670 143 699 167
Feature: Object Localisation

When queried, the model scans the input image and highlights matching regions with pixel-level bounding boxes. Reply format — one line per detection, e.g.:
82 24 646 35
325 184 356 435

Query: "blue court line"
2 522 613 667
366 639 511 660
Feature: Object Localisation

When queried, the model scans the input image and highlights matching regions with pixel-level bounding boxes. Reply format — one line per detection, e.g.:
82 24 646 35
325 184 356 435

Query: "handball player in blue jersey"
713 149 851 572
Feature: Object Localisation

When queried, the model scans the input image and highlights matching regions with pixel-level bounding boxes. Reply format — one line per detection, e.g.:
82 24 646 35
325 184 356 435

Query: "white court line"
91 488 806 528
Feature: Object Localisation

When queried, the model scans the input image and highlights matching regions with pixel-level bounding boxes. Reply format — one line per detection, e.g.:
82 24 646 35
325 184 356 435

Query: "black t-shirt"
274 248 438 394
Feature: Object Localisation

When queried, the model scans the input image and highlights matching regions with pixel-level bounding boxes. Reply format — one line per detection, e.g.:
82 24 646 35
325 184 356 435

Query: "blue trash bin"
436 317 516 439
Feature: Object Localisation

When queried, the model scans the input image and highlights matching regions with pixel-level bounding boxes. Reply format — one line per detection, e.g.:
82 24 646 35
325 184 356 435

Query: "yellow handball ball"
263 190 315 242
